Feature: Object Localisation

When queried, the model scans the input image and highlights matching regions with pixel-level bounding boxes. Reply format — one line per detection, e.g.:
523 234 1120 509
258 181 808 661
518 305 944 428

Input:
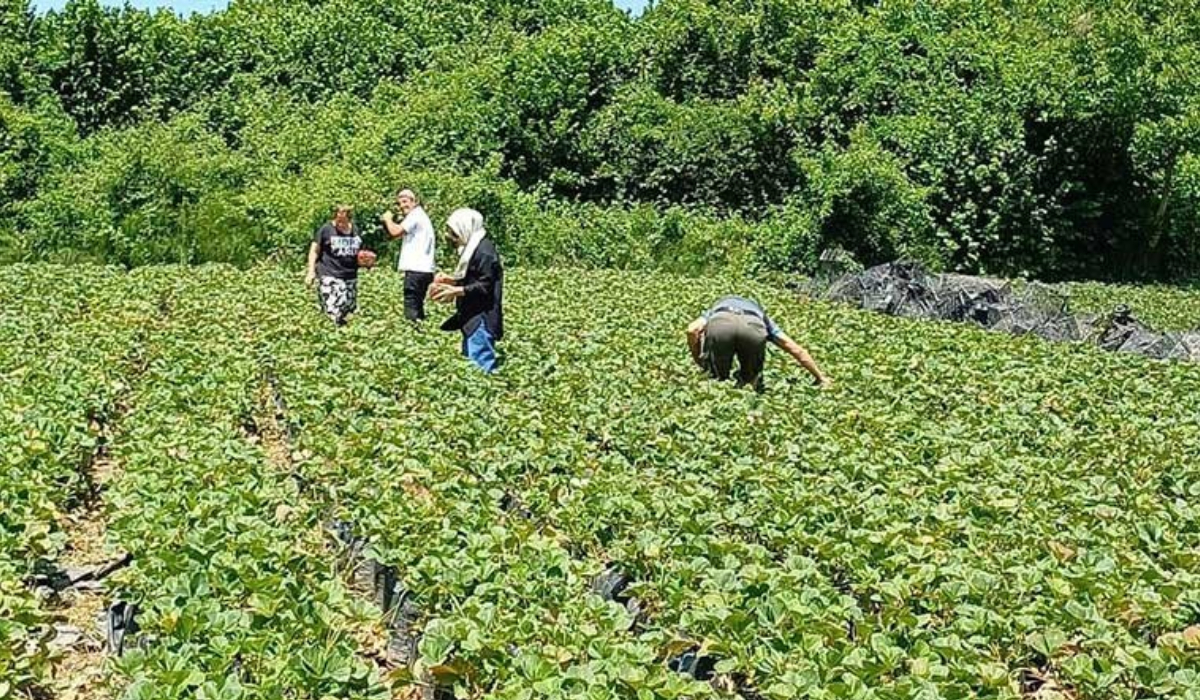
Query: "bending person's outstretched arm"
774 335 830 387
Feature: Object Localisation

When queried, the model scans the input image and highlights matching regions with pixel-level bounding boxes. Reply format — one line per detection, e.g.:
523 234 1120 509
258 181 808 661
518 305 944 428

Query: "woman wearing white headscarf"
430 208 504 372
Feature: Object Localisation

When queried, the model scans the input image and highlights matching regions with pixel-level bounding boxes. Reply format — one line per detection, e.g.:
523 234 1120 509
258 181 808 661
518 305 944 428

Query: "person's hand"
382 210 394 222
305 271 316 287
434 273 455 286
815 377 833 390
431 284 464 303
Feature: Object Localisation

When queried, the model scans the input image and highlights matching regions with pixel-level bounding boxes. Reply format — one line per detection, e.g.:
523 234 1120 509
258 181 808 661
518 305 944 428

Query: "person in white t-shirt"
382 189 436 321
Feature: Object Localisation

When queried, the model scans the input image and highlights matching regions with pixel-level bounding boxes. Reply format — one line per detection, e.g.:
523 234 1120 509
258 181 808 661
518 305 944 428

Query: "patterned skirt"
317 277 358 325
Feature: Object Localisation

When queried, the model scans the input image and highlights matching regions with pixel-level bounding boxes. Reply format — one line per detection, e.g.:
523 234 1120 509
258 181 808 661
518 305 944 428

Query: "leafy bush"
1 0 1198 280
581 81 800 211
23 114 252 265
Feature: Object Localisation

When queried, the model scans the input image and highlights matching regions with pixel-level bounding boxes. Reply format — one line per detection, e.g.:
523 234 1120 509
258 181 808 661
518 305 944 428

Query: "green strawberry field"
2 265 1200 700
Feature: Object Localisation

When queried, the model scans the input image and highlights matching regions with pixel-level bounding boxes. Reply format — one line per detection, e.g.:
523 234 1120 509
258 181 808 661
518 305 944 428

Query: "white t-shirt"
396 206 435 273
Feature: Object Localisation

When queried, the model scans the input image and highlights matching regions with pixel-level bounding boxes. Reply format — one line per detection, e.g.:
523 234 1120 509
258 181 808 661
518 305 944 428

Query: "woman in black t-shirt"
306 205 367 325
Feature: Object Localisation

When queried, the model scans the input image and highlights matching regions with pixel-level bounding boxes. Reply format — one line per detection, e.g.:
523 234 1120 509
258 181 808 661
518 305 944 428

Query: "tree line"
1 0 1197 280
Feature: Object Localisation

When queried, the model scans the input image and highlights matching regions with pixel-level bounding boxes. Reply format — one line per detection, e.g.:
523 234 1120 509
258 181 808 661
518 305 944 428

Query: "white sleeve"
398 211 418 237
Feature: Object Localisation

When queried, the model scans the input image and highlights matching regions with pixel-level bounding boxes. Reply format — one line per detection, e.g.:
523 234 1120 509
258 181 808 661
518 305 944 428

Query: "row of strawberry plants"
242 268 707 699
94 268 390 699
0 266 156 697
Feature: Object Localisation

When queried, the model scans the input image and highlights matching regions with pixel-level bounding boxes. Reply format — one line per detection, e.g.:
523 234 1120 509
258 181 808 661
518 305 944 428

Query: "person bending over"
687 296 829 391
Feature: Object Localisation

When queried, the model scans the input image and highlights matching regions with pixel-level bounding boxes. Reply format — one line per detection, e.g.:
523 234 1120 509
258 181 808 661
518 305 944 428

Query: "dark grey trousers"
702 311 767 390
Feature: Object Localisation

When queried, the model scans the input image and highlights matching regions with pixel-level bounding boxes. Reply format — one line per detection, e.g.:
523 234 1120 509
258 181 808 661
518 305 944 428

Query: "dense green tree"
1 0 1196 279
0 0 38 103
581 80 800 210
33 0 194 132
640 0 853 101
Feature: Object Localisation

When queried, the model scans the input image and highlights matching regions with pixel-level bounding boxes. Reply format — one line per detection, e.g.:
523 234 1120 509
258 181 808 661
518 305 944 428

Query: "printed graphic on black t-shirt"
329 234 360 257
314 223 362 280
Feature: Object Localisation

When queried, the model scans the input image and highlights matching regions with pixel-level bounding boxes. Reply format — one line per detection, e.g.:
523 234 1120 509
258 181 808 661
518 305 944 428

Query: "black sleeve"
462 245 499 301
313 224 328 245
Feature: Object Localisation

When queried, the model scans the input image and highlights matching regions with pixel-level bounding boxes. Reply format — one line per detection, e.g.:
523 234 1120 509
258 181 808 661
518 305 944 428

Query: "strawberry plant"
0 266 158 698
3 265 1199 699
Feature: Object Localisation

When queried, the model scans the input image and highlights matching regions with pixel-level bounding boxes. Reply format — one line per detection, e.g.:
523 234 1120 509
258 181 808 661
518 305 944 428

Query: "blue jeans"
462 324 498 373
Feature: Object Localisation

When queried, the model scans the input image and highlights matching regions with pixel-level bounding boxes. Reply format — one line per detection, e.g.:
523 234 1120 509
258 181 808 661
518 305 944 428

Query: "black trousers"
403 271 434 320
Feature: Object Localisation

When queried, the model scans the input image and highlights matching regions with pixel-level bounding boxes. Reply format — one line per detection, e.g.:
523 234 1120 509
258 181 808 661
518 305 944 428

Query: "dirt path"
49 420 123 700
47 306 155 699
251 374 410 696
